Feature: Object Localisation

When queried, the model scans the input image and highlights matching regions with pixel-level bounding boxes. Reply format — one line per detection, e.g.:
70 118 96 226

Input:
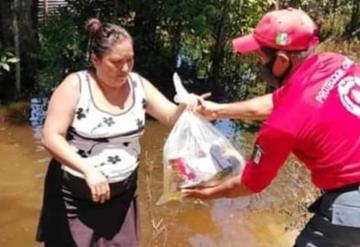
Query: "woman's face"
92 39 134 88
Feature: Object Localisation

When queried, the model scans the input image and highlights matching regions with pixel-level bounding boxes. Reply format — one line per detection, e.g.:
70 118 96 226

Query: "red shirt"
241 52 360 192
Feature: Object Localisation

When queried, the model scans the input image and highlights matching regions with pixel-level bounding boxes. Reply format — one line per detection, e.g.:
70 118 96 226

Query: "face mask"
258 56 292 88
258 59 279 87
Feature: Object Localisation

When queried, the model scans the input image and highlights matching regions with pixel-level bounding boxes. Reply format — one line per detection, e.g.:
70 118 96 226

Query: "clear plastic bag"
157 74 245 205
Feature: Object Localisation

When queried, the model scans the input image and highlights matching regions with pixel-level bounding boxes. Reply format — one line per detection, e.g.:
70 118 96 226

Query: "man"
186 8 360 246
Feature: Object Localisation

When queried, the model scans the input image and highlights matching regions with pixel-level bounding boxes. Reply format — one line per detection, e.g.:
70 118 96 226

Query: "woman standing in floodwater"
36 18 197 246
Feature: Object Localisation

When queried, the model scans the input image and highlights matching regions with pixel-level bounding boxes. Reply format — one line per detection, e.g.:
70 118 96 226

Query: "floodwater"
0 105 318 247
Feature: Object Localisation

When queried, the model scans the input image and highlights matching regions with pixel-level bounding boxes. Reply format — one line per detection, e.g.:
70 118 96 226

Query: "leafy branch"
0 51 20 72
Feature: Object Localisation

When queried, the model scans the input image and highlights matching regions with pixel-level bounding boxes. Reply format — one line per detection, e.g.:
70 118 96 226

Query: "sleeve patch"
251 145 263 165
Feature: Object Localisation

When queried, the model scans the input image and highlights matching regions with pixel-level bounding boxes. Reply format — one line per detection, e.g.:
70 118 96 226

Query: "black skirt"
36 159 138 246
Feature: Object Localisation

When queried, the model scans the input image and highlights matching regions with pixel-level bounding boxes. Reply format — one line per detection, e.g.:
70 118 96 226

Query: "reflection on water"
0 110 311 246
0 121 49 247
214 119 247 157
29 98 48 128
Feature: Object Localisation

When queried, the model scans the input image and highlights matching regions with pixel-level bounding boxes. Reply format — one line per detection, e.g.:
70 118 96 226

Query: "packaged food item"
156 73 245 205
170 143 243 188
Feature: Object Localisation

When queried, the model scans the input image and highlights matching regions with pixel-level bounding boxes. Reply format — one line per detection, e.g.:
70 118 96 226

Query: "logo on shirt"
338 76 360 117
251 145 263 165
315 58 354 104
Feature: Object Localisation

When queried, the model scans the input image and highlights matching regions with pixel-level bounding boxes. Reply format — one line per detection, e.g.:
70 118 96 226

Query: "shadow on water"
0 102 318 247
138 119 318 247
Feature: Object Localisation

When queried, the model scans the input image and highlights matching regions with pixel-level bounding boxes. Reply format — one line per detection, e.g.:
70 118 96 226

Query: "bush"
34 11 89 96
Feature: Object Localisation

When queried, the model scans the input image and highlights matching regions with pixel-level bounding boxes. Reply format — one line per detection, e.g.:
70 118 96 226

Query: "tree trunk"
12 0 21 94
208 0 231 100
44 0 48 23
332 0 338 13
0 0 13 47
18 0 38 95
113 0 118 23
347 0 360 37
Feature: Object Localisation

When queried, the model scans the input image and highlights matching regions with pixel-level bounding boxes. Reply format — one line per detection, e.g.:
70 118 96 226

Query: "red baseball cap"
232 8 319 53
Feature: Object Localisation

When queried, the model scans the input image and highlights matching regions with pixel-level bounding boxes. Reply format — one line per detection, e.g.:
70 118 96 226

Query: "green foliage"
32 0 360 102
34 0 119 96
0 49 19 73
320 11 348 38
214 0 359 103
34 9 90 96
214 0 276 101
35 22 87 95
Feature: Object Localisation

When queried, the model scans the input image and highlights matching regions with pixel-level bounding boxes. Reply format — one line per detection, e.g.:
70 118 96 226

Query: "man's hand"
197 99 223 120
183 184 225 200
189 92 223 120
183 175 254 200
186 92 212 111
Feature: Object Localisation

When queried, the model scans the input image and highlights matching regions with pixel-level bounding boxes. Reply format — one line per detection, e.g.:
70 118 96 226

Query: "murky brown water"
0 105 318 247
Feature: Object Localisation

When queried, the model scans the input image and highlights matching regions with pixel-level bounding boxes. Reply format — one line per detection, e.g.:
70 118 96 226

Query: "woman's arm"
142 77 185 126
42 73 89 173
42 73 109 203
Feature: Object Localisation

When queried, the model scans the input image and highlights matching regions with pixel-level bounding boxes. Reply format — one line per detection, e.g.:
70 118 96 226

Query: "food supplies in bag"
156 73 245 205
169 143 240 189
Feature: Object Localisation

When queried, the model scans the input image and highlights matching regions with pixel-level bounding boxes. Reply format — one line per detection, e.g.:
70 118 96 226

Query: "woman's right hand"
84 168 110 203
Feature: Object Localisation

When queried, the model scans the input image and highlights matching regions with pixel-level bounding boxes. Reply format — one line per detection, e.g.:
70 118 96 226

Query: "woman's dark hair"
85 18 133 57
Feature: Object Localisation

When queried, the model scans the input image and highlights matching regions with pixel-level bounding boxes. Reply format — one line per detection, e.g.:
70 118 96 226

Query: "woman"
36 18 196 246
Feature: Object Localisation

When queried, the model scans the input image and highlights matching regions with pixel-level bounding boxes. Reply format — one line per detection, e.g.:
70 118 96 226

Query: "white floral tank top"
62 71 146 183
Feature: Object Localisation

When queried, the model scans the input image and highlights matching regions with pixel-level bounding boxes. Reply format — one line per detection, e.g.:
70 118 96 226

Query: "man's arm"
198 93 273 121
184 123 295 199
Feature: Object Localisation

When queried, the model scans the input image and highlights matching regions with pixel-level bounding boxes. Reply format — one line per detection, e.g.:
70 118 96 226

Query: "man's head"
232 8 319 87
